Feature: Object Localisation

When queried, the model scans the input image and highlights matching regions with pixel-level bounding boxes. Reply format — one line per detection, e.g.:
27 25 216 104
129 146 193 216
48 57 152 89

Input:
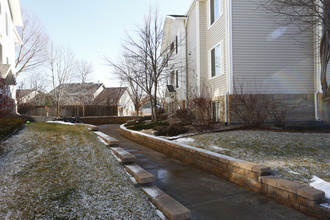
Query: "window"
176 31 180 54
212 101 220 122
170 71 175 85
175 69 179 88
210 42 223 77
210 0 222 25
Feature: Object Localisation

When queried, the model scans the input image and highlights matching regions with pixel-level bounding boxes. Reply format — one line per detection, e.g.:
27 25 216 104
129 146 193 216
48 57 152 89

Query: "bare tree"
15 10 49 77
106 9 180 121
76 60 93 83
48 44 78 116
262 0 329 98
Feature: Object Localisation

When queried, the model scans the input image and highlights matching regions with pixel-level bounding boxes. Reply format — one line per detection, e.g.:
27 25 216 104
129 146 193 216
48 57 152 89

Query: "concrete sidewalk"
99 124 316 220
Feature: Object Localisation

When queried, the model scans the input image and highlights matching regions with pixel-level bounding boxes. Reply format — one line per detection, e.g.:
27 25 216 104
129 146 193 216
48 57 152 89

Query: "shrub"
155 123 188 137
188 97 214 131
266 100 288 128
126 120 169 131
0 116 27 141
175 109 193 126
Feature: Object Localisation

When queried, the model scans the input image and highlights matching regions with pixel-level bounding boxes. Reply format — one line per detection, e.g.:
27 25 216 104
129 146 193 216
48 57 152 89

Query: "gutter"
314 92 320 121
225 93 228 124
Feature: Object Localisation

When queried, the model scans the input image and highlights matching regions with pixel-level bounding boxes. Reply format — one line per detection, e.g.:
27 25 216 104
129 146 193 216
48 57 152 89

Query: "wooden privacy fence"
18 105 118 117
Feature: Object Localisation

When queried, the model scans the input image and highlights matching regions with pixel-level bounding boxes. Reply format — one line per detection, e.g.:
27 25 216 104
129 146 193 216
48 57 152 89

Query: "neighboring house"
94 87 135 116
49 83 104 106
139 96 161 116
16 89 40 104
162 0 330 123
0 0 22 113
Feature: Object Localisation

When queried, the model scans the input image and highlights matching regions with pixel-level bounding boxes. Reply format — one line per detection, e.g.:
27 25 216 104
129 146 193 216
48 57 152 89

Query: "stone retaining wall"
81 116 150 125
120 125 329 219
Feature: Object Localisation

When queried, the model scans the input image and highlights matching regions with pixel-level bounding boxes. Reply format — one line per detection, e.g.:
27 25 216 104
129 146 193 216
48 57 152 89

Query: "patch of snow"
47 121 75 126
97 137 108 146
310 176 330 199
174 138 195 143
156 210 166 220
144 188 159 198
210 146 227 151
288 170 300 175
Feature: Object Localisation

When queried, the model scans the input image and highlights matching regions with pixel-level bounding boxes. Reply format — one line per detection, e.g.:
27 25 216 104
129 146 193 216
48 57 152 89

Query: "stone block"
111 147 136 163
141 186 191 220
296 186 325 201
124 164 155 184
94 131 119 146
276 179 304 194
231 166 245 176
259 176 280 187
252 164 272 175
268 185 289 200
300 205 325 219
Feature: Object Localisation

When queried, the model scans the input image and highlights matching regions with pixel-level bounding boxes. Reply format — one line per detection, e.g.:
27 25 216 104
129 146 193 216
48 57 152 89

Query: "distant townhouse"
49 83 105 106
0 0 22 113
94 87 135 116
162 0 329 123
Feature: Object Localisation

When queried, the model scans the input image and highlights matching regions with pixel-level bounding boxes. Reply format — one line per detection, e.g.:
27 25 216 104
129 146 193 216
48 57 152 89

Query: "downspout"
314 92 320 121
224 93 228 124
314 9 321 121
185 19 189 109
225 0 233 124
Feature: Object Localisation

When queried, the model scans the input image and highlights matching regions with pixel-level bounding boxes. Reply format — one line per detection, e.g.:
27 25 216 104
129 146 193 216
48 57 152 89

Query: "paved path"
99 124 316 220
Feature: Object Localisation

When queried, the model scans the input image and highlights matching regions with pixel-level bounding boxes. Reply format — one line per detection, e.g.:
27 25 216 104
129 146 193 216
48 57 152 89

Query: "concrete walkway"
99 124 316 220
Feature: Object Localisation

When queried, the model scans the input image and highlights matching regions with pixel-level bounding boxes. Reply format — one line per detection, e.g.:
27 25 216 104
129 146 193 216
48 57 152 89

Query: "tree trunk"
56 101 60 117
320 29 329 99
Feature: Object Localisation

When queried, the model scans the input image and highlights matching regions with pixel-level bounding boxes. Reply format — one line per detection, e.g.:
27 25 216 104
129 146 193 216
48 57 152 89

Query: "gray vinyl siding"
205 0 227 98
231 0 314 94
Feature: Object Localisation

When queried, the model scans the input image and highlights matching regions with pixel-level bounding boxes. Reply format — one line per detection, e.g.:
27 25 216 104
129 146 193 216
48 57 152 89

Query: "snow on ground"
310 176 330 209
175 137 195 144
210 145 227 152
310 176 330 198
47 121 75 126
175 130 330 184
0 123 160 219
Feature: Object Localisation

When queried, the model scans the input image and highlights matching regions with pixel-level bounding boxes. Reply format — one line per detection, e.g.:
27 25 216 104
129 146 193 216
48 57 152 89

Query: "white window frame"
209 40 224 79
209 0 223 27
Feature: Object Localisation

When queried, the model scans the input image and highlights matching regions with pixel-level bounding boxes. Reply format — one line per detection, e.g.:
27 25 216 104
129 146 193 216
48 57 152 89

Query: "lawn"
175 130 330 184
0 122 160 219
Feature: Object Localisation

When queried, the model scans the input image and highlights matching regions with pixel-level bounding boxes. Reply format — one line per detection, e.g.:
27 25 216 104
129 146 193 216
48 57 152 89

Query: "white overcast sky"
19 0 192 88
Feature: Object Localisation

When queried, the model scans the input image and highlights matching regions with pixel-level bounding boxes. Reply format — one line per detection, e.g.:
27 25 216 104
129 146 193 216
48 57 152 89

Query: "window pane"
211 0 220 25
176 70 179 88
215 45 221 76
211 44 221 77
211 48 216 77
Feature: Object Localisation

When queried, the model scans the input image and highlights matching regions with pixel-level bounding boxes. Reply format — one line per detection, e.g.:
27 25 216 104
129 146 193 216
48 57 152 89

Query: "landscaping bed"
174 130 330 185
0 122 160 219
